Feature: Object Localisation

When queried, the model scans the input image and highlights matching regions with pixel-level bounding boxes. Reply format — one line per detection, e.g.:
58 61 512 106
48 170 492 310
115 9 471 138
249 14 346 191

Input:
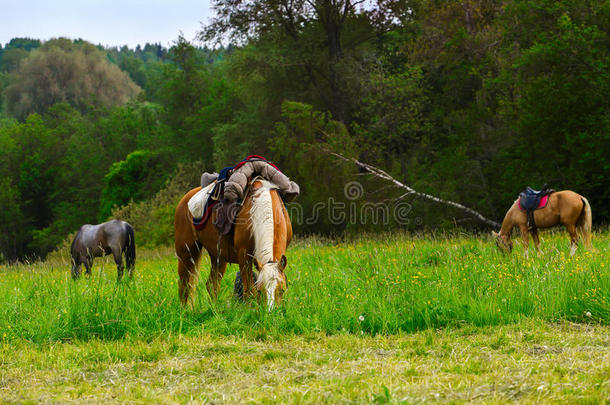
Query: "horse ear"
279 255 287 270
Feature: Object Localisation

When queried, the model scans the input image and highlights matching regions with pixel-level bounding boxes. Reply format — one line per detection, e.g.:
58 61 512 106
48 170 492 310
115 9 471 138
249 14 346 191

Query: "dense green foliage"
0 0 609 261
98 150 168 221
1 233 607 343
4 39 140 119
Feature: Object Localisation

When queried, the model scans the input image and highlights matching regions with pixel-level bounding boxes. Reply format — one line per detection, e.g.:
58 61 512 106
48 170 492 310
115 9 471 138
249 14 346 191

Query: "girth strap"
527 211 538 237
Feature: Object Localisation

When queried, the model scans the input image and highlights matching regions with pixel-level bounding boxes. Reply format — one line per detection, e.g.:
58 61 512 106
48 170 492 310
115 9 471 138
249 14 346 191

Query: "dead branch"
329 151 501 228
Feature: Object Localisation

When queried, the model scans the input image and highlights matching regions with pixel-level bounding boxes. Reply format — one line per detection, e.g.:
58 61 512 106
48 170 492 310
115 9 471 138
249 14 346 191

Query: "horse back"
174 187 219 257
523 190 585 228
271 188 292 255
175 187 200 239
101 219 130 246
552 190 587 222
176 183 292 264
71 223 102 258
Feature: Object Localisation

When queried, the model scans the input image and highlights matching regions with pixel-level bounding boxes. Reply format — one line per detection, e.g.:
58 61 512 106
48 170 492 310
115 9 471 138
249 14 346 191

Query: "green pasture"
0 231 608 403
1 232 607 343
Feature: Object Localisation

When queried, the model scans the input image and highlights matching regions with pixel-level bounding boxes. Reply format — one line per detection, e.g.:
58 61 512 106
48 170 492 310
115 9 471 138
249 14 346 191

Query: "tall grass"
1 232 607 343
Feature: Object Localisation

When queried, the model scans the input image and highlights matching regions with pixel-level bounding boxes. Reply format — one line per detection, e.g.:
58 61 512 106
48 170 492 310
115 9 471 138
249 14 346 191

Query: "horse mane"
249 180 277 265
249 180 280 290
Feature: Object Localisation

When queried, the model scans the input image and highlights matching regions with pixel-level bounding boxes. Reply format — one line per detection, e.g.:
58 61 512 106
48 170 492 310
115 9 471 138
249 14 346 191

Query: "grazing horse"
71 219 136 280
174 179 292 309
492 190 592 257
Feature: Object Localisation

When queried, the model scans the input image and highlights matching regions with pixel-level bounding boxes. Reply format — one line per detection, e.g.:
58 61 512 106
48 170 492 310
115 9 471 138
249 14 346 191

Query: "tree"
201 0 408 123
0 48 28 72
0 178 27 261
0 114 63 259
494 3 610 219
0 38 41 72
4 38 140 120
153 37 234 166
98 150 169 221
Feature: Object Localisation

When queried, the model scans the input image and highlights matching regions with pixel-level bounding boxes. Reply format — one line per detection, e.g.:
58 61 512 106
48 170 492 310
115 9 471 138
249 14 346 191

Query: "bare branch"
329 151 501 228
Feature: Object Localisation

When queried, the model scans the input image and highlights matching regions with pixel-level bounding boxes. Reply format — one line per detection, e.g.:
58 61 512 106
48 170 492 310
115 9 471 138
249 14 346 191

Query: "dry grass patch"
1 320 608 404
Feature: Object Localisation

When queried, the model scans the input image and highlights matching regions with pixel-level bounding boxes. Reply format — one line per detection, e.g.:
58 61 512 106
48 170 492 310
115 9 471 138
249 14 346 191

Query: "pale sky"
1 0 213 49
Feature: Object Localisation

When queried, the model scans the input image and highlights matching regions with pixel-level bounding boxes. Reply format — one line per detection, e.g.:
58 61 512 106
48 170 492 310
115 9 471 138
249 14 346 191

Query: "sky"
1 0 212 49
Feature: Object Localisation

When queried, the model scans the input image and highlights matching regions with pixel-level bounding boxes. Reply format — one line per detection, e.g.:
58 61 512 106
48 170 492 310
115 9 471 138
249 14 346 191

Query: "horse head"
491 230 512 253
254 255 288 310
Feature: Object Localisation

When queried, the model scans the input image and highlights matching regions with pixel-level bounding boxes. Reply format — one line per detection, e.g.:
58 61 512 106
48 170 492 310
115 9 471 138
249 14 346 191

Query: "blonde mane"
249 180 277 264
249 180 281 300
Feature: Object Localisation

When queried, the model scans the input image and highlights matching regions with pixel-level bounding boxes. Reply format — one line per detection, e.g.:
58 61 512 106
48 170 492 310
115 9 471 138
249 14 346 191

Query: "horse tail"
124 223 136 272
578 197 593 250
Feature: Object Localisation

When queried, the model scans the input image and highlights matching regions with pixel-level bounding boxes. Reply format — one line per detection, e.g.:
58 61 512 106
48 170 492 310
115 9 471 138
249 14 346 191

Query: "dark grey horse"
70 219 135 280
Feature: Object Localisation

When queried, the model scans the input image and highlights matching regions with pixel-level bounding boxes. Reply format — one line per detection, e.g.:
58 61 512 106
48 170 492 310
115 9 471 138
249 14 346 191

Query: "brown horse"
174 179 293 309
492 190 592 257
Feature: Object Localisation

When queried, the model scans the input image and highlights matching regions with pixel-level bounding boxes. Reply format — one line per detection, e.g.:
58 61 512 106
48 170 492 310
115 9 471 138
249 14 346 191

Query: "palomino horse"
70 219 136 280
492 190 592 257
174 179 292 309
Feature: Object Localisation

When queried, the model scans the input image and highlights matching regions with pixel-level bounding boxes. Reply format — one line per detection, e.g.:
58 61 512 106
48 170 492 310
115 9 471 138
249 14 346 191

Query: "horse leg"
206 256 228 300
124 224 136 277
519 224 530 259
566 224 579 256
84 257 92 276
177 242 202 307
532 232 542 256
238 247 256 300
113 249 124 281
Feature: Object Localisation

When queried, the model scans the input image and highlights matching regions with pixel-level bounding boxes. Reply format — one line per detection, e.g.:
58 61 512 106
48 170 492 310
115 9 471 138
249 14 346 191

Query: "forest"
0 0 608 262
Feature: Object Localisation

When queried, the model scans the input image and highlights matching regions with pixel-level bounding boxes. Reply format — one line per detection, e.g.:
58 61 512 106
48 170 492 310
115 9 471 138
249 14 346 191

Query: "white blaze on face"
266 275 278 310
258 262 279 311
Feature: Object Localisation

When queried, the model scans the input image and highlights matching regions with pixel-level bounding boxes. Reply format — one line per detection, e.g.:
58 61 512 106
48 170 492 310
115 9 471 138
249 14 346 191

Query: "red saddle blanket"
193 200 218 230
518 194 549 211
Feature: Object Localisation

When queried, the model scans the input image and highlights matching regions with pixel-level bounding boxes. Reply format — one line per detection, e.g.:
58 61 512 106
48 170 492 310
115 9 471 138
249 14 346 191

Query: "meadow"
1 231 608 402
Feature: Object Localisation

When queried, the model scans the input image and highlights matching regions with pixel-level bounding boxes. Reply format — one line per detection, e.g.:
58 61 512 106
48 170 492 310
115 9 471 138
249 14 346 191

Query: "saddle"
518 184 554 235
190 166 233 231
192 155 293 235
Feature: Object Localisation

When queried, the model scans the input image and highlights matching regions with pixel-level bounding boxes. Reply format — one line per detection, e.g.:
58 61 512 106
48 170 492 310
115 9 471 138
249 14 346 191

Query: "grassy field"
0 231 608 402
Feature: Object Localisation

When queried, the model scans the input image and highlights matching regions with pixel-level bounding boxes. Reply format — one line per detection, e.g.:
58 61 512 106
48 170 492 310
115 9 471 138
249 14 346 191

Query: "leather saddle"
518 184 554 234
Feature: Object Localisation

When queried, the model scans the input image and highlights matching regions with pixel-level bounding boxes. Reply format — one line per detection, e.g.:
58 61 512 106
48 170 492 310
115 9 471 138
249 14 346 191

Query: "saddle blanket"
518 194 549 211
188 181 218 230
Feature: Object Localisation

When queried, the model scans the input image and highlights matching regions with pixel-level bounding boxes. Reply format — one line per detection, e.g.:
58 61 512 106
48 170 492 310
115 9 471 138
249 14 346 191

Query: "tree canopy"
0 0 608 261
4 38 140 119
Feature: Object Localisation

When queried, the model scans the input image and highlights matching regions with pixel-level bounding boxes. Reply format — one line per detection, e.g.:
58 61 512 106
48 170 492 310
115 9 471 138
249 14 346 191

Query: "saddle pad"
188 181 216 220
518 194 549 211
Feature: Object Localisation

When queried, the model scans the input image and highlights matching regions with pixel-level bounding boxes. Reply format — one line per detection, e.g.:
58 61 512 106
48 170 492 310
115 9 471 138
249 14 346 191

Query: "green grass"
1 232 608 343
0 232 608 402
